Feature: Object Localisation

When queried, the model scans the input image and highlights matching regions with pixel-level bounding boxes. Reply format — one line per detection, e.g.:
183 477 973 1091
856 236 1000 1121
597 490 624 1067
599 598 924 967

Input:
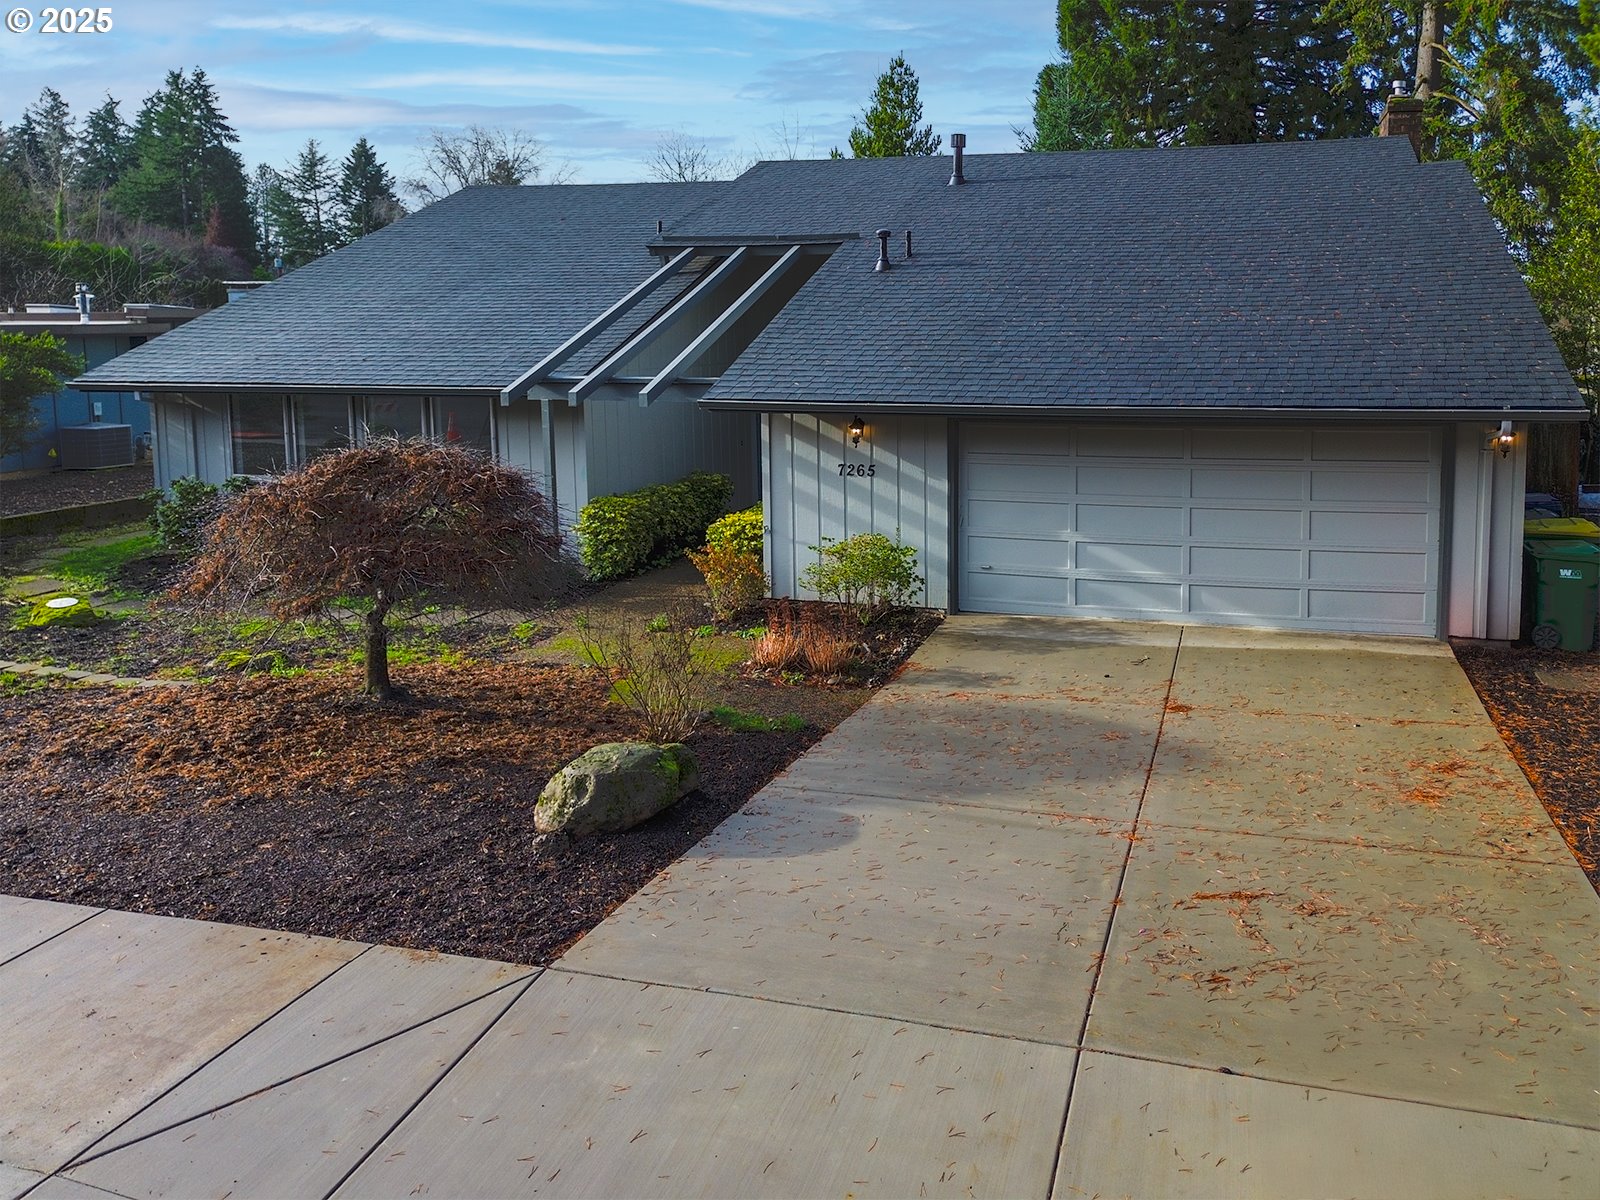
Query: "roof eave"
696 398 1592 423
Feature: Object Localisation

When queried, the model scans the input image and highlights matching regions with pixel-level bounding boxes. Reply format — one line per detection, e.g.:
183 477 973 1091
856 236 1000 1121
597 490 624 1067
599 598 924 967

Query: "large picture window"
434 397 494 457
365 396 427 441
292 396 353 461
230 395 286 476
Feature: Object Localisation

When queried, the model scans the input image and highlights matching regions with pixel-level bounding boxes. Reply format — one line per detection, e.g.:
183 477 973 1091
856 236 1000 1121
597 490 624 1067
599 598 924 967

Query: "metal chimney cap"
950 132 967 149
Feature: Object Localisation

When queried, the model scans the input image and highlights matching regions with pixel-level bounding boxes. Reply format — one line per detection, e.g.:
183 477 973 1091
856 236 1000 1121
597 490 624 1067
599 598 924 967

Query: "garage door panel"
1077 541 1184 575
1189 584 1302 619
964 459 1072 496
1309 589 1429 623
1309 509 1430 548
1191 469 1304 500
1191 507 1304 541
960 424 1440 636
1314 428 1433 462
1311 470 1432 503
966 498 1071 537
1309 549 1430 586
1077 578 1183 613
1191 429 1308 460
1079 504 1185 537
1191 545 1301 582
1075 426 1185 458
1078 465 1189 498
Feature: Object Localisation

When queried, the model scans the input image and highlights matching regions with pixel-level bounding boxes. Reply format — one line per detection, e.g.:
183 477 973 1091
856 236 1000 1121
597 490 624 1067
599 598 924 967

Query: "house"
78 116 1586 642
72 182 761 518
2 301 202 473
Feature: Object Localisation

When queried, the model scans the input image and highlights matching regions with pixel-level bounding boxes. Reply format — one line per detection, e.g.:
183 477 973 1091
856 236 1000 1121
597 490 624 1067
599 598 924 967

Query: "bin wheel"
1530 623 1563 650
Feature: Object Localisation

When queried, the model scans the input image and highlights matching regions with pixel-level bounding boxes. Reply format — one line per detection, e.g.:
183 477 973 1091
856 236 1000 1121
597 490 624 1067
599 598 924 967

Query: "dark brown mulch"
1453 641 1600 891
0 662 834 964
0 464 154 517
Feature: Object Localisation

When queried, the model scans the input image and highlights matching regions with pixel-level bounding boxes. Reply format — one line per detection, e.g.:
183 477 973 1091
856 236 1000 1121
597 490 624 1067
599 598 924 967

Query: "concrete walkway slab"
1054 1051 1600 1199
62 984 530 1200
76 946 535 1159
21 1176 132 1200
0 909 363 1175
1172 634 1486 722
1145 708 1573 862
334 970 1077 1200
0 896 100 967
0 1164 45 1200
563 785 1127 1042
1087 825 1600 1126
774 691 1159 819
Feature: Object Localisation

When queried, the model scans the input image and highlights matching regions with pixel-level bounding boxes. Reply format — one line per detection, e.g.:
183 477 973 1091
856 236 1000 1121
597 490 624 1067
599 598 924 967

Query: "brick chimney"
1378 86 1425 159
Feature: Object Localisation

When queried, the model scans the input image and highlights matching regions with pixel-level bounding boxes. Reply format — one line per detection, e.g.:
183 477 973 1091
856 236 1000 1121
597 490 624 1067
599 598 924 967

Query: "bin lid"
1525 537 1600 562
1523 516 1600 539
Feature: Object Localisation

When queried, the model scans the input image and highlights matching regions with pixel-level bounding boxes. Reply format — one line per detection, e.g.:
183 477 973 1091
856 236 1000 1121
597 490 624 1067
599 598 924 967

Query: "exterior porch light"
1490 420 1515 457
848 415 866 447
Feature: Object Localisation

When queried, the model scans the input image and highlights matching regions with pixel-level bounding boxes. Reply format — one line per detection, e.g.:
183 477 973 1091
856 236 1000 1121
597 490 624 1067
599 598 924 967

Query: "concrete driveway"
3 616 1597 1198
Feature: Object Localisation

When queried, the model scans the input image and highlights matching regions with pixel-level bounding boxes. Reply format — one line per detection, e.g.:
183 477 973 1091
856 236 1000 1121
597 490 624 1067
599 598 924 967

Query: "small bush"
687 543 767 621
574 606 723 742
704 504 764 558
147 475 252 556
800 532 924 623
575 471 732 582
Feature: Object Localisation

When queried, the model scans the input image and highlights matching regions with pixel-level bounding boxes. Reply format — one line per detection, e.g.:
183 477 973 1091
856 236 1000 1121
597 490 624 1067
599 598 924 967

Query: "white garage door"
959 423 1442 636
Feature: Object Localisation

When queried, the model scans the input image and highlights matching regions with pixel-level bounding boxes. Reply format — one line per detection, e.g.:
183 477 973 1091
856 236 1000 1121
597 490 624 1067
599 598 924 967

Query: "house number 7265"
838 463 876 477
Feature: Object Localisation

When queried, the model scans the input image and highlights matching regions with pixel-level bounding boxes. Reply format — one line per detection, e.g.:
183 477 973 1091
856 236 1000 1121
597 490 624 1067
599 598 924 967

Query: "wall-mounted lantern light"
1489 419 1515 458
848 415 866 448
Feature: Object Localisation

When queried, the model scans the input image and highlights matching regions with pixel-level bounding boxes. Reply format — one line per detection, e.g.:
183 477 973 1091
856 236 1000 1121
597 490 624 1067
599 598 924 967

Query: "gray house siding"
1446 421 1527 641
585 398 758 510
761 412 951 610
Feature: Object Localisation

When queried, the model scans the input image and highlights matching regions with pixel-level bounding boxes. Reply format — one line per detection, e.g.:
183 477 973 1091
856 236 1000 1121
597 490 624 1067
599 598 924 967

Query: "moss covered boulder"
535 742 700 836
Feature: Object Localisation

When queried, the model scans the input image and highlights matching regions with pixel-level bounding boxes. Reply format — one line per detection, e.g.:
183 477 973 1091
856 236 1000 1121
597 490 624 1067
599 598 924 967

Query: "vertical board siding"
766 412 950 609
583 398 757 509
494 401 546 487
150 399 195 490
1445 421 1527 641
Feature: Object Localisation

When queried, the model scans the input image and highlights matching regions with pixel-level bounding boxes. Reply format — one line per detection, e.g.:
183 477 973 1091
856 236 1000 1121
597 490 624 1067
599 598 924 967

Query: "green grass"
0 670 52 695
48 533 158 592
708 705 807 733
347 640 467 669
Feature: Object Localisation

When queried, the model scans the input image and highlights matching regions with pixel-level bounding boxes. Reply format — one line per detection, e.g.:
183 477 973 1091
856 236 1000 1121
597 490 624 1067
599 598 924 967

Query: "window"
434 397 494 457
365 396 427 442
230 395 287 476
292 396 353 461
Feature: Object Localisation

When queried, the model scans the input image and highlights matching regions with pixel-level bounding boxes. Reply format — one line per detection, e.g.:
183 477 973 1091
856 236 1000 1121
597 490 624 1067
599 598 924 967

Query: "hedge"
704 503 763 558
576 471 733 581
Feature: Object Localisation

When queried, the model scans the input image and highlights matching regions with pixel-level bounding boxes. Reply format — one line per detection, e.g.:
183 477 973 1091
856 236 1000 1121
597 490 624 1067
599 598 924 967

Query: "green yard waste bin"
1523 538 1599 651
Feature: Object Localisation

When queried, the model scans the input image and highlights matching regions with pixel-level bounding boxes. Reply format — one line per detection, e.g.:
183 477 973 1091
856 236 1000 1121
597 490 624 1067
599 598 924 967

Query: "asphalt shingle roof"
75 181 727 393
684 138 1583 414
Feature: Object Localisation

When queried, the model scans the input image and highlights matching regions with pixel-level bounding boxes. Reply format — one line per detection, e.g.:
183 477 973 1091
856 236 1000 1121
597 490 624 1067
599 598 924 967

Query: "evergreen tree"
847 55 941 158
336 138 403 240
114 68 254 258
269 140 339 266
248 162 282 266
76 95 133 193
8 89 77 237
1028 2 1376 152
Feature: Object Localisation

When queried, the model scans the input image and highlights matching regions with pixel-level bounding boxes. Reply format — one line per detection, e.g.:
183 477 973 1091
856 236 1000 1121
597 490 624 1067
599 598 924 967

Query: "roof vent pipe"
875 228 892 272
949 132 967 185
904 230 913 259
74 282 92 322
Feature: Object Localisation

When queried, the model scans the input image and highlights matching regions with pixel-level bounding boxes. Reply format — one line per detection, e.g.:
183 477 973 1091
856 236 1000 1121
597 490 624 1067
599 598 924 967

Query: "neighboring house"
79 112 1586 642
73 182 761 523
2 303 202 473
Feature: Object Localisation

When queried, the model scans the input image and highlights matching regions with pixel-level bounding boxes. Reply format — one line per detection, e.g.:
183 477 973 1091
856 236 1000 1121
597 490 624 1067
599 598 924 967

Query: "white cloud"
356 69 735 104
211 12 657 57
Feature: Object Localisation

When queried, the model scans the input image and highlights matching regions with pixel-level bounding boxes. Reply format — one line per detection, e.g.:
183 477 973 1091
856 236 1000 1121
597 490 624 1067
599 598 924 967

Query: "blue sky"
2 0 1055 187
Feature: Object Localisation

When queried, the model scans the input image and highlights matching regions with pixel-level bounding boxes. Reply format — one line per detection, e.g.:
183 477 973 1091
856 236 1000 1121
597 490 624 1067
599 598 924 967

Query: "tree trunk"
1414 2 1446 100
1527 423 1581 514
364 605 394 700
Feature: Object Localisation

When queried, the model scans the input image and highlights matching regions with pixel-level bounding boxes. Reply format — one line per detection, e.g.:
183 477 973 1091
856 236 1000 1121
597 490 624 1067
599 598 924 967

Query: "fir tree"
847 55 941 158
336 138 403 240
77 95 133 192
271 140 339 266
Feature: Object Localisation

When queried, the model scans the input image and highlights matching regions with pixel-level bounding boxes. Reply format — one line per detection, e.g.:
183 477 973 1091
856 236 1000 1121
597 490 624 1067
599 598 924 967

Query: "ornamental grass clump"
170 439 571 700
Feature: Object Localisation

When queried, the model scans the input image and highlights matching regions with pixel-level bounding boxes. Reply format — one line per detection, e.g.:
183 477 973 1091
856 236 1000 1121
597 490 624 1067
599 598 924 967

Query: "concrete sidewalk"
3 616 1597 1198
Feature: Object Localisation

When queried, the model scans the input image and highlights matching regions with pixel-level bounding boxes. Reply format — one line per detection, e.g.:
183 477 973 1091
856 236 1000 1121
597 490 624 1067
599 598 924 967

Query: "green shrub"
704 504 764 558
686 543 767 620
147 475 252 555
575 471 732 581
800 532 924 623
573 606 724 741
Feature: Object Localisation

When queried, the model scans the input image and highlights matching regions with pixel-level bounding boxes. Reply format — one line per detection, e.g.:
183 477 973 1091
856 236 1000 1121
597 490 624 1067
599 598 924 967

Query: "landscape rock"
535 741 700 836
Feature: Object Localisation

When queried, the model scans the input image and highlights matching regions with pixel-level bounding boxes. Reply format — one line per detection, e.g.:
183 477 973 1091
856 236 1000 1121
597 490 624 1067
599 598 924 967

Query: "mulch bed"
1453 641 1600 891
0 464 154 517
0 663 837 964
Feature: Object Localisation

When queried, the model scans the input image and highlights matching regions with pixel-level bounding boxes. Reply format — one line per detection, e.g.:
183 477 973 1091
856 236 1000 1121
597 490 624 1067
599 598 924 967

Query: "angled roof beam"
638 244 803 406
568 247 749 406
499 246 697 405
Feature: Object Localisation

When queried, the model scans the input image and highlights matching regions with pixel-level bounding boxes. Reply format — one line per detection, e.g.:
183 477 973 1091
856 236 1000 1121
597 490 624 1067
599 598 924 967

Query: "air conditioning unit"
58 424 135 470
